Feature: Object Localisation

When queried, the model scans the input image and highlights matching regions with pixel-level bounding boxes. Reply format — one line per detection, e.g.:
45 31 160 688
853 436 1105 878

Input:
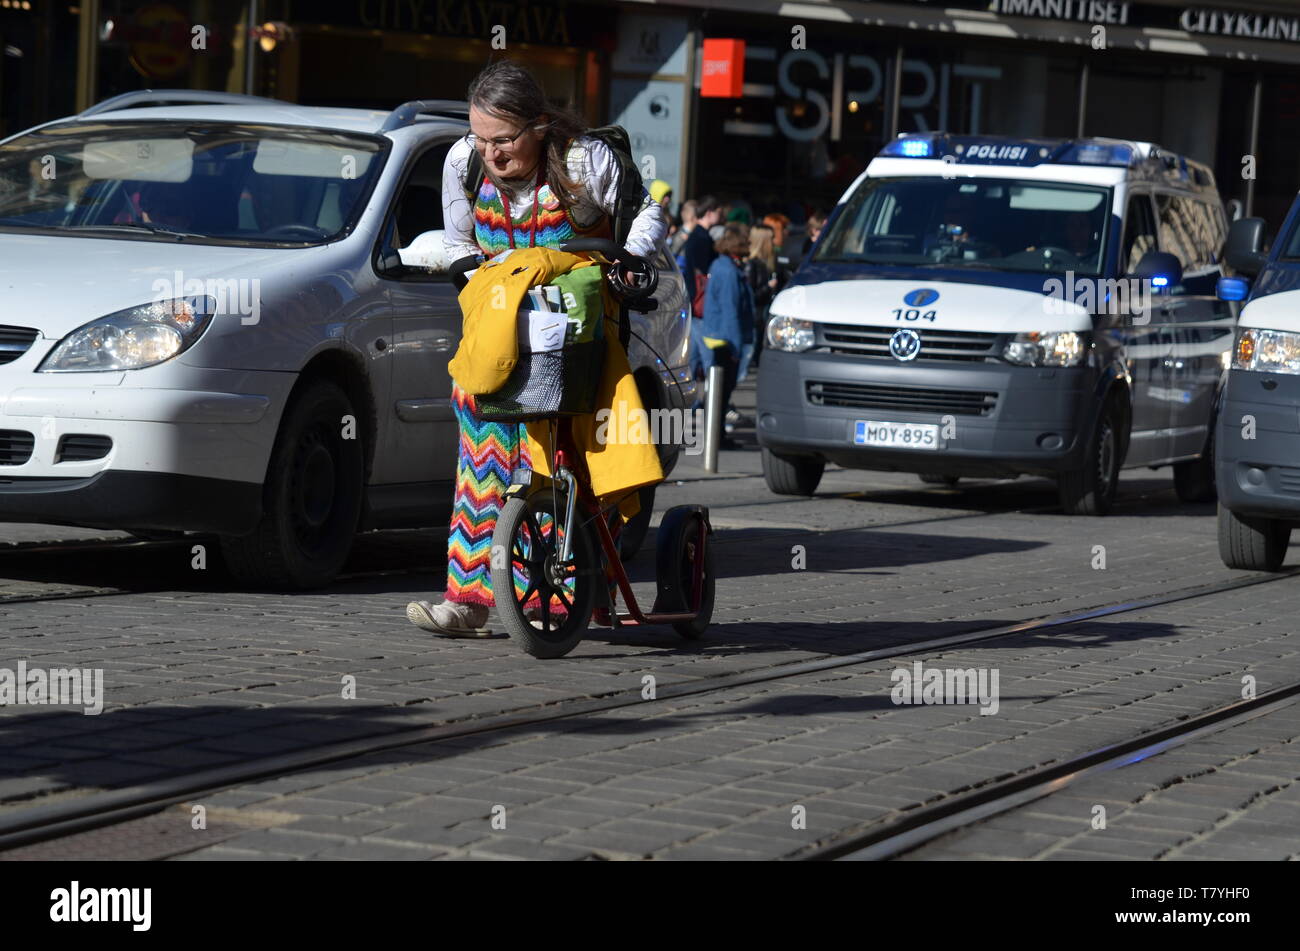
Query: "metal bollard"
703 364 725 473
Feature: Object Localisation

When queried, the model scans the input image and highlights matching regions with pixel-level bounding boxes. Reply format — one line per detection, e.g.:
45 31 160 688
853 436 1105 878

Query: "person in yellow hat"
405 61 667 638
648 179 673 212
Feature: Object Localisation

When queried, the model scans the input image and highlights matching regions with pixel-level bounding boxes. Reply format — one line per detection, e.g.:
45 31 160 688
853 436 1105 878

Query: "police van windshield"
815 177 1110 277
0 122 387 247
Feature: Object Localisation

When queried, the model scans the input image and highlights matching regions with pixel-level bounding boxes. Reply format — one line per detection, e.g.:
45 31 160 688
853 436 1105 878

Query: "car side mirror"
1224 216 1268 276
1131 250 1183 292
397 229 451 272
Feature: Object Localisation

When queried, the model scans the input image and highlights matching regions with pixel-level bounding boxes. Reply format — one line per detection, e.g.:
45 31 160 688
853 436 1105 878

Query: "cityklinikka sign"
901 1 1300 44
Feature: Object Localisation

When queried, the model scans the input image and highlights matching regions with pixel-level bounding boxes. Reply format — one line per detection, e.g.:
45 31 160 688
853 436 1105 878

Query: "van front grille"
817 324 999 362
806 380 998 416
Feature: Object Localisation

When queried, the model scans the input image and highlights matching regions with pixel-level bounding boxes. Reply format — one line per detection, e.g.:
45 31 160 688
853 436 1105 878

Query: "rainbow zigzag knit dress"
445 174 609 606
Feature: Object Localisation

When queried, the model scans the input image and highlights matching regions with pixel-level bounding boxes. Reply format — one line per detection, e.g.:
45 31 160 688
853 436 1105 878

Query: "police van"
758 133 1234 515
1214 208 1300 570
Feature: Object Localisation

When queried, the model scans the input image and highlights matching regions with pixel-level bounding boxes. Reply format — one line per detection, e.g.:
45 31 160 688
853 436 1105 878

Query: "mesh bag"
475 338 605 423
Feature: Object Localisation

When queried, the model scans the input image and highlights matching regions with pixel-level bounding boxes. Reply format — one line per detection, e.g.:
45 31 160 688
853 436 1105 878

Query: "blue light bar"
1151 276 1169 287
881 136 934 158
1057 142 1134 167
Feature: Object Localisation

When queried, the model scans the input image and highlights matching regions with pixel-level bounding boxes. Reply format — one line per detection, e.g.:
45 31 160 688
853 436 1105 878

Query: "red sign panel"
701 38 745 98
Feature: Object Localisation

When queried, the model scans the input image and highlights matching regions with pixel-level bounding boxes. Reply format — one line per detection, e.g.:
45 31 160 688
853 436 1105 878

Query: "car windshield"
815 176 1111 276
0 121 387 246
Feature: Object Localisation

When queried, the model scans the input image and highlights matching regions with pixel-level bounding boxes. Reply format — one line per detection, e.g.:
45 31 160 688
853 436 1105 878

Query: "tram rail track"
1 564 1294 854
807 682 1300 861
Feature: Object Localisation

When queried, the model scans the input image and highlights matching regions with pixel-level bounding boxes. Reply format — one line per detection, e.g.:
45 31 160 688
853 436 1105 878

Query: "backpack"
463 125 647 250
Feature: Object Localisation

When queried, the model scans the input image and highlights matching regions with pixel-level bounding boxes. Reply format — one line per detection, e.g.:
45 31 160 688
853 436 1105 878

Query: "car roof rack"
79 90 290 118
381 100 469 133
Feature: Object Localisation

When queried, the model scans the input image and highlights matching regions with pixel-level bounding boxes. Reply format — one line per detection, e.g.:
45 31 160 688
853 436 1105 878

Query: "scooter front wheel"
491 491 597 658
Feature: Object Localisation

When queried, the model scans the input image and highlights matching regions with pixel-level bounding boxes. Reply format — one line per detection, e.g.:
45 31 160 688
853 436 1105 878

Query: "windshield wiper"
66 223 208 241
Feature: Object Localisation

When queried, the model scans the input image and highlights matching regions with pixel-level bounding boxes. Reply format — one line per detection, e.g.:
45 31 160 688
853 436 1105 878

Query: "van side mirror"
1131 250 1182 292
1224 217 1268 276
1217 276 1250 301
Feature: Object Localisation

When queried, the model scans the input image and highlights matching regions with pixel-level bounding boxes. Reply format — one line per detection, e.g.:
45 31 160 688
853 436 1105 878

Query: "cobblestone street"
3 386 1296 861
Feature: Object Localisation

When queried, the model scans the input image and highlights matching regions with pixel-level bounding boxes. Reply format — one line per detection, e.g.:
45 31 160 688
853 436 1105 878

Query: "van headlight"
39 298 215 372
1003 331 1085 367
766 315 816 353
1235 328 1300 374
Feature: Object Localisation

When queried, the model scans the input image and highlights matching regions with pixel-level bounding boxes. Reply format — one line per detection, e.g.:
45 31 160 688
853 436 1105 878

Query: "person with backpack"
406 60 667 638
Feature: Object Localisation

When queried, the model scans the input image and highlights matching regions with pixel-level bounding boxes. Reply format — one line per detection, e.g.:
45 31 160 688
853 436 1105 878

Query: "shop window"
898 46 1080 139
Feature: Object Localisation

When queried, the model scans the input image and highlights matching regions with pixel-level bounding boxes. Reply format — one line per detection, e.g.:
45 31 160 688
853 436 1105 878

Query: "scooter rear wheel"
492 491 597 658
654 506 715 640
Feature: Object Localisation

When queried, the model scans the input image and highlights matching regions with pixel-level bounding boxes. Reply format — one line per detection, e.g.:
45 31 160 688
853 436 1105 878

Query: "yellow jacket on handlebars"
449 247 664 518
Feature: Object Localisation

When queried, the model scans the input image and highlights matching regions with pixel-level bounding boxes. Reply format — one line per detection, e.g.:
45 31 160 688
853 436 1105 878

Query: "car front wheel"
1058 396 1123 516
1218 504 1290 572
220 379 364 589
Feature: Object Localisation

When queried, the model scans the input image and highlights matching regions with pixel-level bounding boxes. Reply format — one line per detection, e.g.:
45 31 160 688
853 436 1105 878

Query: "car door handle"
396 399 455 423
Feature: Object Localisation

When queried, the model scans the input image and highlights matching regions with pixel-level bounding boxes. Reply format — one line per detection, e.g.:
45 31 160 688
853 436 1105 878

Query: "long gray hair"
467 60 588 207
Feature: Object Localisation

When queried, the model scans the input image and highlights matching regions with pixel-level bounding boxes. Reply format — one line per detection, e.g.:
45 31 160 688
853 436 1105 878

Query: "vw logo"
903 288 940 307
890 328 921 362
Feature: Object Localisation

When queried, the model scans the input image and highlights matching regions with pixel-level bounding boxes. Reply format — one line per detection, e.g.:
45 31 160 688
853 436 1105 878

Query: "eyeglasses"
466 125 532 153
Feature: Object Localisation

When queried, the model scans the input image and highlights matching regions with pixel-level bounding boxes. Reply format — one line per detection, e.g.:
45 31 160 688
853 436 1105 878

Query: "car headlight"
1234 328 1300 374
39 297 215 372
1003 331 1085 367
766 315 816 353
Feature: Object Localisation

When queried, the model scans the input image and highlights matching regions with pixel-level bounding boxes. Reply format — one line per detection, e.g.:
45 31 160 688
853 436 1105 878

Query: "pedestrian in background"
802 209 827 256
742 224 778 379
702 222 754 449
763 213 790 256
681 195 722 381
649 179 673 215
671 198 697 257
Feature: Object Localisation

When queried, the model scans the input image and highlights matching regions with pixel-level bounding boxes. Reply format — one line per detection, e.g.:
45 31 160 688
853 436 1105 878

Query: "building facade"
3 0 1299 230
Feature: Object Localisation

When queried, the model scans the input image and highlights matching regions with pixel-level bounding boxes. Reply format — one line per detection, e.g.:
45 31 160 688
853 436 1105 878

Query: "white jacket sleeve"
441 136 482 262
569 138 668 259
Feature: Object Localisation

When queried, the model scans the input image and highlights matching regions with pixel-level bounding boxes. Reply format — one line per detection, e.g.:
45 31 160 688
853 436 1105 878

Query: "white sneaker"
406 600 492 637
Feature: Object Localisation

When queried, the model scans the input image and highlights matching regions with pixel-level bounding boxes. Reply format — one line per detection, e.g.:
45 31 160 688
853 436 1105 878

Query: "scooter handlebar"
559 237 630 260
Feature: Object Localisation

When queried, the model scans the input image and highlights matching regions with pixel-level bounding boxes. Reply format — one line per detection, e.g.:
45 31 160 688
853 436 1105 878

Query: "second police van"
758 134 1235 515
1213 206 1300 571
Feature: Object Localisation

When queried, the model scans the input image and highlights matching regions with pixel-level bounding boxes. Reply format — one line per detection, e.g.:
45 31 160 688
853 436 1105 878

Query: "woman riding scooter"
405 60 667 637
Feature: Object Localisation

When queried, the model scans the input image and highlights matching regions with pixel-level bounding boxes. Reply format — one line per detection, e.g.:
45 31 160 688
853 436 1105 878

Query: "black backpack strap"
464 148 485 202
583 126 648 252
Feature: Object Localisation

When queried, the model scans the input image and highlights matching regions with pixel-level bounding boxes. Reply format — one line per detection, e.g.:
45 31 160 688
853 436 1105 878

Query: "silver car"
0 91 693 587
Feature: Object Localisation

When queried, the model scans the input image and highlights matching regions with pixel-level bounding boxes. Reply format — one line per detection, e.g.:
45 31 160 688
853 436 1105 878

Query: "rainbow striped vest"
472 170 609 256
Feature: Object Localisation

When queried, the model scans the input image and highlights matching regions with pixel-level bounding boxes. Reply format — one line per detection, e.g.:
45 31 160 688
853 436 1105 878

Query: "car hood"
769 275 1091 333
0 232 323 339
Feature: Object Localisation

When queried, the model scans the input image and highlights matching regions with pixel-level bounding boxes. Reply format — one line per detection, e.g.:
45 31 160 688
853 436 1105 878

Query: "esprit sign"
701 38 745 98
754 50 1001 141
